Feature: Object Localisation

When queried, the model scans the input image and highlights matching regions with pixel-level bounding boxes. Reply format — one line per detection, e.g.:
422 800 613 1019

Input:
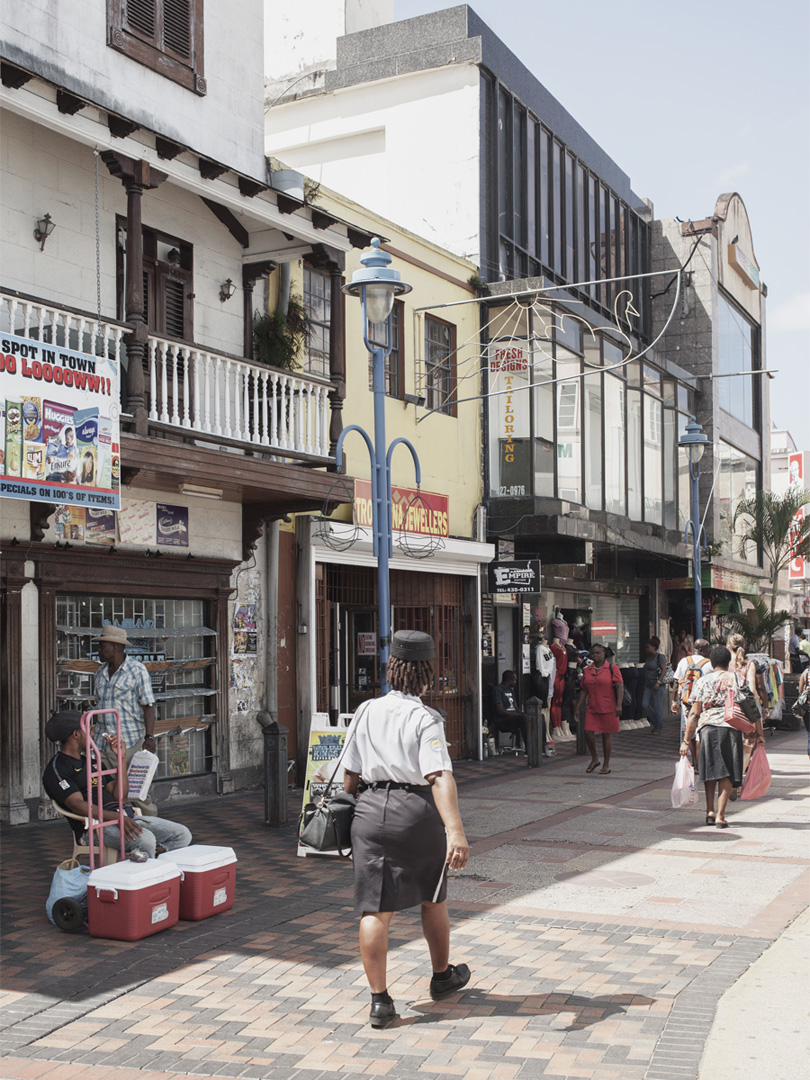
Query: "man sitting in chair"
491 671 529 751
43 710 192 859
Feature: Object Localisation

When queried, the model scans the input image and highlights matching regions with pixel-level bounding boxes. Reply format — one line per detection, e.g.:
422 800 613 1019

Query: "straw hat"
94 626 130 646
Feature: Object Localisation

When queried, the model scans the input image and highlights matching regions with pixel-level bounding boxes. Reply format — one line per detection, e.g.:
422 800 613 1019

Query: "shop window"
107 0 206 95
117 218 194 342
424 315 457 416
55 594 217 781
716 441 760 560
303 265 331 378
367 300 404 398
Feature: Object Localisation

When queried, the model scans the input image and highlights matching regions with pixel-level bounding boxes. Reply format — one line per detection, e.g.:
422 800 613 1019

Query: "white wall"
2 0 266 177
266 65 482 263
1 112 247 357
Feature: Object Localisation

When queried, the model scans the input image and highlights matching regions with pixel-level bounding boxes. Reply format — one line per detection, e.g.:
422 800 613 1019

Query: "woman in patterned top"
680 645 765 827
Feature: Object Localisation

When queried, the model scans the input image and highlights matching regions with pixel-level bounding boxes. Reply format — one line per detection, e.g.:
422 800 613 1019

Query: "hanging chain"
94 150 103 353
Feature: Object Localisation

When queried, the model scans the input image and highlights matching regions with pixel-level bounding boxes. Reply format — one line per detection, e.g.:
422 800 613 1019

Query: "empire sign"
488 560 542 594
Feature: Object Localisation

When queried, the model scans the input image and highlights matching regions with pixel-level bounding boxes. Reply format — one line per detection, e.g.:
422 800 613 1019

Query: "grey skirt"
698 725 744 786
351 786 448 913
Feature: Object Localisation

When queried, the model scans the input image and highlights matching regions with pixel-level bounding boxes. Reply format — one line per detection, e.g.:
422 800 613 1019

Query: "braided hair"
388 656 434 697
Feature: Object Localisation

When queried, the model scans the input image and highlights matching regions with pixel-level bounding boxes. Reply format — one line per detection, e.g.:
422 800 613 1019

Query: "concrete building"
0 0 382 821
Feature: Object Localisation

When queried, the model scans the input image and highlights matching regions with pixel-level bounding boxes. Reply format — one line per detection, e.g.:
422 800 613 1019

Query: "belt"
362 781 426 792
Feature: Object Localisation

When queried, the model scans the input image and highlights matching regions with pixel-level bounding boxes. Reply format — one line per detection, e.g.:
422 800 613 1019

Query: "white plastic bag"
671 754 697 808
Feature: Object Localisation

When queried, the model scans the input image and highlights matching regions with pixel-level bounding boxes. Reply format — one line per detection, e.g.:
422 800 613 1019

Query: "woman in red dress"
574 644 624 774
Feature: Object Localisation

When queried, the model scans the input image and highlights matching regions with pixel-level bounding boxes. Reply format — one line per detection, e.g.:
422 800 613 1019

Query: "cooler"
158 845 237 920
87 859 181 941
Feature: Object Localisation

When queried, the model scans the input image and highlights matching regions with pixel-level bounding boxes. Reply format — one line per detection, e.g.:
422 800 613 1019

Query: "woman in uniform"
343 629 471 1029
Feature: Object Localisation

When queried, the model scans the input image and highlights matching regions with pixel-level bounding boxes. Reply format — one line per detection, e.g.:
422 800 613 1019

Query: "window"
718 293 758 426
556 351 581 502
367 301 404 398
424 315 456 416
303 265 331 378
108 0 206 95
116 218 193 341
717 442 760 559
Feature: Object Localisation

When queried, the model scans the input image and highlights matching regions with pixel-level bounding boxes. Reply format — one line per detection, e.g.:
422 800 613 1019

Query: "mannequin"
535 633 556 752
558 642 579 741
550 629 567 740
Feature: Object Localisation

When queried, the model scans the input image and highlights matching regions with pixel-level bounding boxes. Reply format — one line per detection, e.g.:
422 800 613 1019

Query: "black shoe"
369 1000 397 1029
430 963 471 1000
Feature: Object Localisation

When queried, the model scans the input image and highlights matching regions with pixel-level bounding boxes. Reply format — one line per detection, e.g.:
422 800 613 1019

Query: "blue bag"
46 859 91 932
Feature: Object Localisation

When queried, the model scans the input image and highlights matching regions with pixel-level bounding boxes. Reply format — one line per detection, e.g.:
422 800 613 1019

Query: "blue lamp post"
336 239 417 693
678 416 709 639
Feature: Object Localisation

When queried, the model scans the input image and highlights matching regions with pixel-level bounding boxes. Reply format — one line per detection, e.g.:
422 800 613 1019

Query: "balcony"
1 292 334 465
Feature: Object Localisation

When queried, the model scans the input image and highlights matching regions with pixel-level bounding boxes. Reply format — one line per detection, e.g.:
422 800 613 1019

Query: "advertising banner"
354 479 449 537
0 333 120 509
488 339 531 496
788 451 807 580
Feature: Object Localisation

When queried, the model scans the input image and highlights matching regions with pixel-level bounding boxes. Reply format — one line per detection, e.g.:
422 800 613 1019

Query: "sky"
394 0 810 445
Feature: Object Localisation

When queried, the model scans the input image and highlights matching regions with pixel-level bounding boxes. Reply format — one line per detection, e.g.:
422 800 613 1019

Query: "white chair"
51 799 124 866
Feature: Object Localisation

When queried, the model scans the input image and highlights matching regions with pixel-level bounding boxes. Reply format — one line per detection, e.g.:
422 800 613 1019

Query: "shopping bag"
671 754 697 808
740 744 772 800
46 858 91 932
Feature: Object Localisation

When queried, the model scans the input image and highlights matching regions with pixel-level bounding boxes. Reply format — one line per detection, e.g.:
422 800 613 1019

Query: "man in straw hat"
93 626 157 813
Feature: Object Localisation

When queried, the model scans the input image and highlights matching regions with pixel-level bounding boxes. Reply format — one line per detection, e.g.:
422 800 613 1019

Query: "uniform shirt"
93 655 155 746
342 691 453 785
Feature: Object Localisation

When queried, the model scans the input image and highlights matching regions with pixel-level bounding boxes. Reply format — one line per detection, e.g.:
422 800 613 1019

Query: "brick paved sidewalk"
2 726 808 1080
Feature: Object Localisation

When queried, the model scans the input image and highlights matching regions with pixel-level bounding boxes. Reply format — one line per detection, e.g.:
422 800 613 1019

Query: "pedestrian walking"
727 632 769 791
680 645 765 828
342 630 470 1029
796 666 810 760
671 639 712 751
574 643 623 775
641 637 668 733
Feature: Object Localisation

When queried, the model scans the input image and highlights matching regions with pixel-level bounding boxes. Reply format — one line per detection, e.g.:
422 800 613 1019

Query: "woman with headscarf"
343 630 470 1029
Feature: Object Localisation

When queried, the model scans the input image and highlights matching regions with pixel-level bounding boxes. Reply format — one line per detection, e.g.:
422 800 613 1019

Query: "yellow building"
279 181 493 760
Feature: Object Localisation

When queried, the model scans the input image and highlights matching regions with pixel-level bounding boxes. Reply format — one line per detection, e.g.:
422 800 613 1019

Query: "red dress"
550 642 567 729
582 662 623 733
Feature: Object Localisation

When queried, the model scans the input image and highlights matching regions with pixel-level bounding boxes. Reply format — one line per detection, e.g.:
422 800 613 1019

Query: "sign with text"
0 333 120 509
297 718 350 858
354 479 449 537
788 451 807 580
488 560 541 594
488 339 531 497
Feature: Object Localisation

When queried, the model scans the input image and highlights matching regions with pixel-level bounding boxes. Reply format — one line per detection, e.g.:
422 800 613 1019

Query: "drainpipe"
265 518 280 725
277 261 291 318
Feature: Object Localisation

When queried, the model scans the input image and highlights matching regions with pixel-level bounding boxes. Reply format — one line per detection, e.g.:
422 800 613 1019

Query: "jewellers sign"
488 560 541 594
354 479 449 537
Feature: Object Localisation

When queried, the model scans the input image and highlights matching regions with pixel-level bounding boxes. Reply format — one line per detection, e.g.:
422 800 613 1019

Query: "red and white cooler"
87 860 181 941
159 845 237 920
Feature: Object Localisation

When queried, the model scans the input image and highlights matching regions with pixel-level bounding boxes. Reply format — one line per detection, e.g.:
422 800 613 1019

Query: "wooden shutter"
163 0 192 60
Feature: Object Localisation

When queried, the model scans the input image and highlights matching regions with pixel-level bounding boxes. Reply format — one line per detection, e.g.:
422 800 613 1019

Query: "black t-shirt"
43 752 118 840
492 684 519 714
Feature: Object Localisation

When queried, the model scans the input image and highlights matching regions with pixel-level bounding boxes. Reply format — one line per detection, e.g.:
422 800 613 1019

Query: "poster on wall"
788 451 807 580
85 507 117 545
118 498 154 545
54 504 85 541
156 503 189 547
297 718 351 858
0 333 120 509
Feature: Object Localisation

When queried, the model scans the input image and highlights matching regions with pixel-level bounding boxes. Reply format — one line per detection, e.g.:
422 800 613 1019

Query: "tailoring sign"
488 560 541 594
788 451 807 579
0 332 120 509
488 340 531 496
354 479 449 537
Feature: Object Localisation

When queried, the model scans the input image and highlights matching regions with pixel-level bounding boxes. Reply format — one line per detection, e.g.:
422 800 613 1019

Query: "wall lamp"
219 278 236 302
179 482 223 500
34 213 56 251
402 393 425 407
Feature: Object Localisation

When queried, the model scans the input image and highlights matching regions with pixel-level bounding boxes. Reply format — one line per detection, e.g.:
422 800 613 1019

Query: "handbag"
298 720 358 857
671 752 696 809
740 743 772 800
793 685 810 714
608 663 632 709
723 675 757 734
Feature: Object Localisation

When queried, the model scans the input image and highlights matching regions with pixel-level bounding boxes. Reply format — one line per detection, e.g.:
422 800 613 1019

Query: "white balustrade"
0 292 128 366
146 336 332 460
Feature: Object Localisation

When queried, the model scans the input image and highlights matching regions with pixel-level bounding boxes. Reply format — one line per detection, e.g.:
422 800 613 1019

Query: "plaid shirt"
93 655 156 746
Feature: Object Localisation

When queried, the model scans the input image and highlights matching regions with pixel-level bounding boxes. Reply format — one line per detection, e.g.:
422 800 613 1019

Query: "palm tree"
720 596 791 654
732 488 810 615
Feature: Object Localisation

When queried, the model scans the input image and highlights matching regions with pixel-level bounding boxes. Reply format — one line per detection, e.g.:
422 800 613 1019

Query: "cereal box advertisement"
0 333 121 510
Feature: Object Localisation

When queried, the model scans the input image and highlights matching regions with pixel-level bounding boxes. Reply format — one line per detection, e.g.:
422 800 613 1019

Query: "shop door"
342 607 381 713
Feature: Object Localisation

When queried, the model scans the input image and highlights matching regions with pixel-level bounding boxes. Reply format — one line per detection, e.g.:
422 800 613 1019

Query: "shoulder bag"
298 718 358 858
722 674 758 733
608 662 632 710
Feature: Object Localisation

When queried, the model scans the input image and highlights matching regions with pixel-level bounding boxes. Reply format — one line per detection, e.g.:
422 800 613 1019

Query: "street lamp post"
678 416 709 639
336 239 416 693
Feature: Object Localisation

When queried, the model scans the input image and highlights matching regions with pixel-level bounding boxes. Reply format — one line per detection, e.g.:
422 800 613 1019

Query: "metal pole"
692 454 703 640
371 339 392 693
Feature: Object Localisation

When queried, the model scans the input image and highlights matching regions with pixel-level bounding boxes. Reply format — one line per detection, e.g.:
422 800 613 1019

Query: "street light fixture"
678 416 710 639
337 239 416 693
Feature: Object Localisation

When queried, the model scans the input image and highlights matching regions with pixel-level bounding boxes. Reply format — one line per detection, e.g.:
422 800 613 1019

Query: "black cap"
45 710 83 744
390 630 435 662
